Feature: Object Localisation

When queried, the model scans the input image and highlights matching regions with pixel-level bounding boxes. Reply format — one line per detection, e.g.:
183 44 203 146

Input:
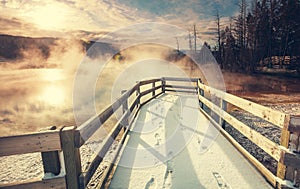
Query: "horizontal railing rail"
0 130 61 156
198 82 288 128
163 77 198 95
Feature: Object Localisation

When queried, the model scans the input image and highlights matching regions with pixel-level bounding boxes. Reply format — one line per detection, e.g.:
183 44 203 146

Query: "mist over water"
0 39 86 135
0 41 201 136
0 23 221 136
1 39 298 137
0 69 71 134
73 43 207 126
2 33 296 137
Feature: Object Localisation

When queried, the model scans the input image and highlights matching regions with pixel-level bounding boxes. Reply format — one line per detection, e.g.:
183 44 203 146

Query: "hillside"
0 34 57 60
0 34 117 64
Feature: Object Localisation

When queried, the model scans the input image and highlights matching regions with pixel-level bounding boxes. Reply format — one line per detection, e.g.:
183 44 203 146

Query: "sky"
0 0 240 44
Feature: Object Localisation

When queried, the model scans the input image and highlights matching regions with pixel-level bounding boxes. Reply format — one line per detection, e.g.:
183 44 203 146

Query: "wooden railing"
0 126 66 189
197 79 300 189
0 77 299 189
0 77 194 189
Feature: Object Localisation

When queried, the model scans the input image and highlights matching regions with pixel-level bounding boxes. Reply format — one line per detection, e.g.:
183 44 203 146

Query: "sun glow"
40 85 66 106
36 69 69 107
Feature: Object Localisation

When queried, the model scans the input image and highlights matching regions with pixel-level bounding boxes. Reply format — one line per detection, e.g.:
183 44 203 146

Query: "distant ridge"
0 34 57 59
0 34 118 61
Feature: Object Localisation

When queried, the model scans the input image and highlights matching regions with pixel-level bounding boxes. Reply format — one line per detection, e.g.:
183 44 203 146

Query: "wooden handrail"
162 77 198 82
198 106 278 187
1 77 298 189
198 93 282 161
79 109 129 187
77 78 164 188
76 87 137 146
140 85 162 96
0 130 61 157
198 81 287 128
197 79 300 189
98 99 143 188
139 78 162 85
75 104 116 147
165 89 197 94
0 77 198 189
164 84 197 90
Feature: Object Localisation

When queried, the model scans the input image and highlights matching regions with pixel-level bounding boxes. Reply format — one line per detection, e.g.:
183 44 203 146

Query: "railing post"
152 82 156 96
277 115 291 182
197 79 204 109
277 115 300 188
219 99 227 129
121 90 129 131
41 126 61 177
42 151 61 175
60 126 82 189
289 131 300 187
136 82 141 106
162 78 166 93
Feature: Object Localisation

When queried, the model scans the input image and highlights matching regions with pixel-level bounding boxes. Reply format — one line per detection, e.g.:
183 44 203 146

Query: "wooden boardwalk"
109 94 272 189
1 77 299 189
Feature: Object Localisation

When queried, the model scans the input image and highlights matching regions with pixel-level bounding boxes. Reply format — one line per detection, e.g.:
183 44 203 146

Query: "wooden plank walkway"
109 94 272 189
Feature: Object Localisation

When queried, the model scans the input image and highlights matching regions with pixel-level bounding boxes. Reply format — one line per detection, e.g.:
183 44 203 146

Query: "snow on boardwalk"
109 94 272 189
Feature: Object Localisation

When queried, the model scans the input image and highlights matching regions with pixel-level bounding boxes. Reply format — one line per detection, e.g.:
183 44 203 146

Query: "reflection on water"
223 72 300 94
222 72 300 104
39 85 66 106
0 69 75 136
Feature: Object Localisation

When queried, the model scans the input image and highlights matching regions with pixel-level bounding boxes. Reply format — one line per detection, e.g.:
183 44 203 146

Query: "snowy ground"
109 94 272 189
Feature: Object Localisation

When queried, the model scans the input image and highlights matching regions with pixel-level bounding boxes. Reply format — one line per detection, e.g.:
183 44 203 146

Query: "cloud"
0 16 37 36
0 0 239 45
0 0 148 37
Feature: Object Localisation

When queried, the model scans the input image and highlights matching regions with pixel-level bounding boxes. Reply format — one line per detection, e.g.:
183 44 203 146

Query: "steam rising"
0 35 220 136
0 39 85 136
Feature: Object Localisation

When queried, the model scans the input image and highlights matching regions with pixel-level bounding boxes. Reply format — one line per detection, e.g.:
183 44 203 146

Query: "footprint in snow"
155 133 161 145
163 159 174 188
145 176 157 189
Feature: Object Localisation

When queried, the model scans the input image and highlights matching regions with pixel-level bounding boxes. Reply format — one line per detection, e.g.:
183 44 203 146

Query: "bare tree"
215 10 223 68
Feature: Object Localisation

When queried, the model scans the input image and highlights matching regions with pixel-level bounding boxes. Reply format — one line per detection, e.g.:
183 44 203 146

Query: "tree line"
213 0 300 74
